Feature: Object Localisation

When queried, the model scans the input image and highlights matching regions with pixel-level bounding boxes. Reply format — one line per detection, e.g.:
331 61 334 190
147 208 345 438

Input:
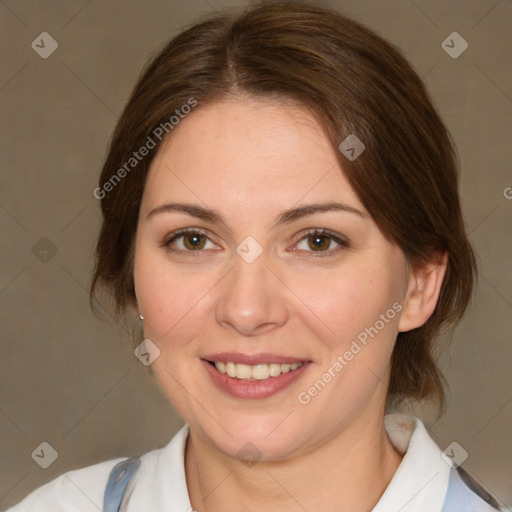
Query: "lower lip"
201 360 311 400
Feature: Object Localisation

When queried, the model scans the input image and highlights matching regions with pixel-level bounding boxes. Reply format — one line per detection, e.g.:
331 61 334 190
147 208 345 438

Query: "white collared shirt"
5 414 496 511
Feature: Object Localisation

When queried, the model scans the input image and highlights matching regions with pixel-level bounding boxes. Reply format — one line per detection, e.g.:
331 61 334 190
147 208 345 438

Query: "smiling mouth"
207 361 304 381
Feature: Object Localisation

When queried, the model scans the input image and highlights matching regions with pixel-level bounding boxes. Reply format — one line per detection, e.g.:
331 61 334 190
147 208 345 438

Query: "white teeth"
213 361 304 380
236 364 252 379
269 363 282 377
252 364 270 380
226 362 236 378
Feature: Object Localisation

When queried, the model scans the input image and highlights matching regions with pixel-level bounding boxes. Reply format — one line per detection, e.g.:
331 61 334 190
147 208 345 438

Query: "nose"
214 250 289 337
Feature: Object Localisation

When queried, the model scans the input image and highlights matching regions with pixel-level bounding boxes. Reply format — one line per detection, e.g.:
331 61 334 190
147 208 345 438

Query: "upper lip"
202 352 309 365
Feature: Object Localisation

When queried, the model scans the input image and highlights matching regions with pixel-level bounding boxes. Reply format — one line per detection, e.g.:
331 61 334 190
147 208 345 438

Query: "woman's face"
134 97 413 461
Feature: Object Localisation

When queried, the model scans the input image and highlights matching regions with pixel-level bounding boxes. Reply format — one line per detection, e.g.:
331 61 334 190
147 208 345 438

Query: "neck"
185 409 403 512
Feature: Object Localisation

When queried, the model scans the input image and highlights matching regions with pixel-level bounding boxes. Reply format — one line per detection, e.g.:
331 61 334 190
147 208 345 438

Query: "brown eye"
307 233 332 251
163 229 216 253
183 233 207 250
295 229 348 256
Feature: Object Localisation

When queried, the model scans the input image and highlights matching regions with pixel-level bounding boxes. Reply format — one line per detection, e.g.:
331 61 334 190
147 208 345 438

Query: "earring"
139 313 144 321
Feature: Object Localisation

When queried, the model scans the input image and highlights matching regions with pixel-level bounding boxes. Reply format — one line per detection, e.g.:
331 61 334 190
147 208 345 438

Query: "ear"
398 252 448 333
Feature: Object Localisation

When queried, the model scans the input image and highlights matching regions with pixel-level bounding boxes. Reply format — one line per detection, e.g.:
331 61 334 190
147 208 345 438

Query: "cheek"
292 267 402 410
133 248 214 344
287 263 400 352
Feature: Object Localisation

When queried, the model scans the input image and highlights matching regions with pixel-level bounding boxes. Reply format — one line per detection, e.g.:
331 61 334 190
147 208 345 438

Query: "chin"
191 411 310 462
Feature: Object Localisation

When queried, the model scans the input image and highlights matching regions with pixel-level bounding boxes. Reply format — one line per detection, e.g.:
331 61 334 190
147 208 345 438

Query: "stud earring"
139 313 144 321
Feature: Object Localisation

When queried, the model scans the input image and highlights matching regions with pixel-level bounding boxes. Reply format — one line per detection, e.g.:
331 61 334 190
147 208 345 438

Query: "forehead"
141 97 364 215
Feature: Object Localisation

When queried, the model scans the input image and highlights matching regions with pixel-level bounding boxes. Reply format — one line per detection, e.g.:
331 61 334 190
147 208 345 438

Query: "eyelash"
161 227 349 258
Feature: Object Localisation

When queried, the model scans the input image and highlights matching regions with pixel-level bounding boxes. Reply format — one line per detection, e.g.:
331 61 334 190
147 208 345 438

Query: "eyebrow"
146 201 366 227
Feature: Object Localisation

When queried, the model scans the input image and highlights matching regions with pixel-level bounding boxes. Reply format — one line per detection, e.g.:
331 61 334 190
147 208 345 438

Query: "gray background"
1 0 511 508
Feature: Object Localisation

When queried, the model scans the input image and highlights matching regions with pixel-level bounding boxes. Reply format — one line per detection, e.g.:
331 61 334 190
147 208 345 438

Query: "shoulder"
5 457 127 512
4 434 180 512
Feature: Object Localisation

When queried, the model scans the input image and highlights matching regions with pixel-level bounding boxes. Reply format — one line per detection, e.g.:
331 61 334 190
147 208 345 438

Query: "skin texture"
133 96 447 512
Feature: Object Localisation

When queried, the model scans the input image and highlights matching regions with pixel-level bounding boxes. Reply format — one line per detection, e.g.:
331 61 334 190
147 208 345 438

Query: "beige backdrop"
1 0 511 509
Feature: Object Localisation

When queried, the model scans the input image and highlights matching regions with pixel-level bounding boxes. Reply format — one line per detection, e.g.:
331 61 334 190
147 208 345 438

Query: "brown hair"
91 1 477 412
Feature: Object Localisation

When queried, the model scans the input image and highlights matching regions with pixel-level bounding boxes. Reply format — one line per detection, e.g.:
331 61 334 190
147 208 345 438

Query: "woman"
7 2 506 511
